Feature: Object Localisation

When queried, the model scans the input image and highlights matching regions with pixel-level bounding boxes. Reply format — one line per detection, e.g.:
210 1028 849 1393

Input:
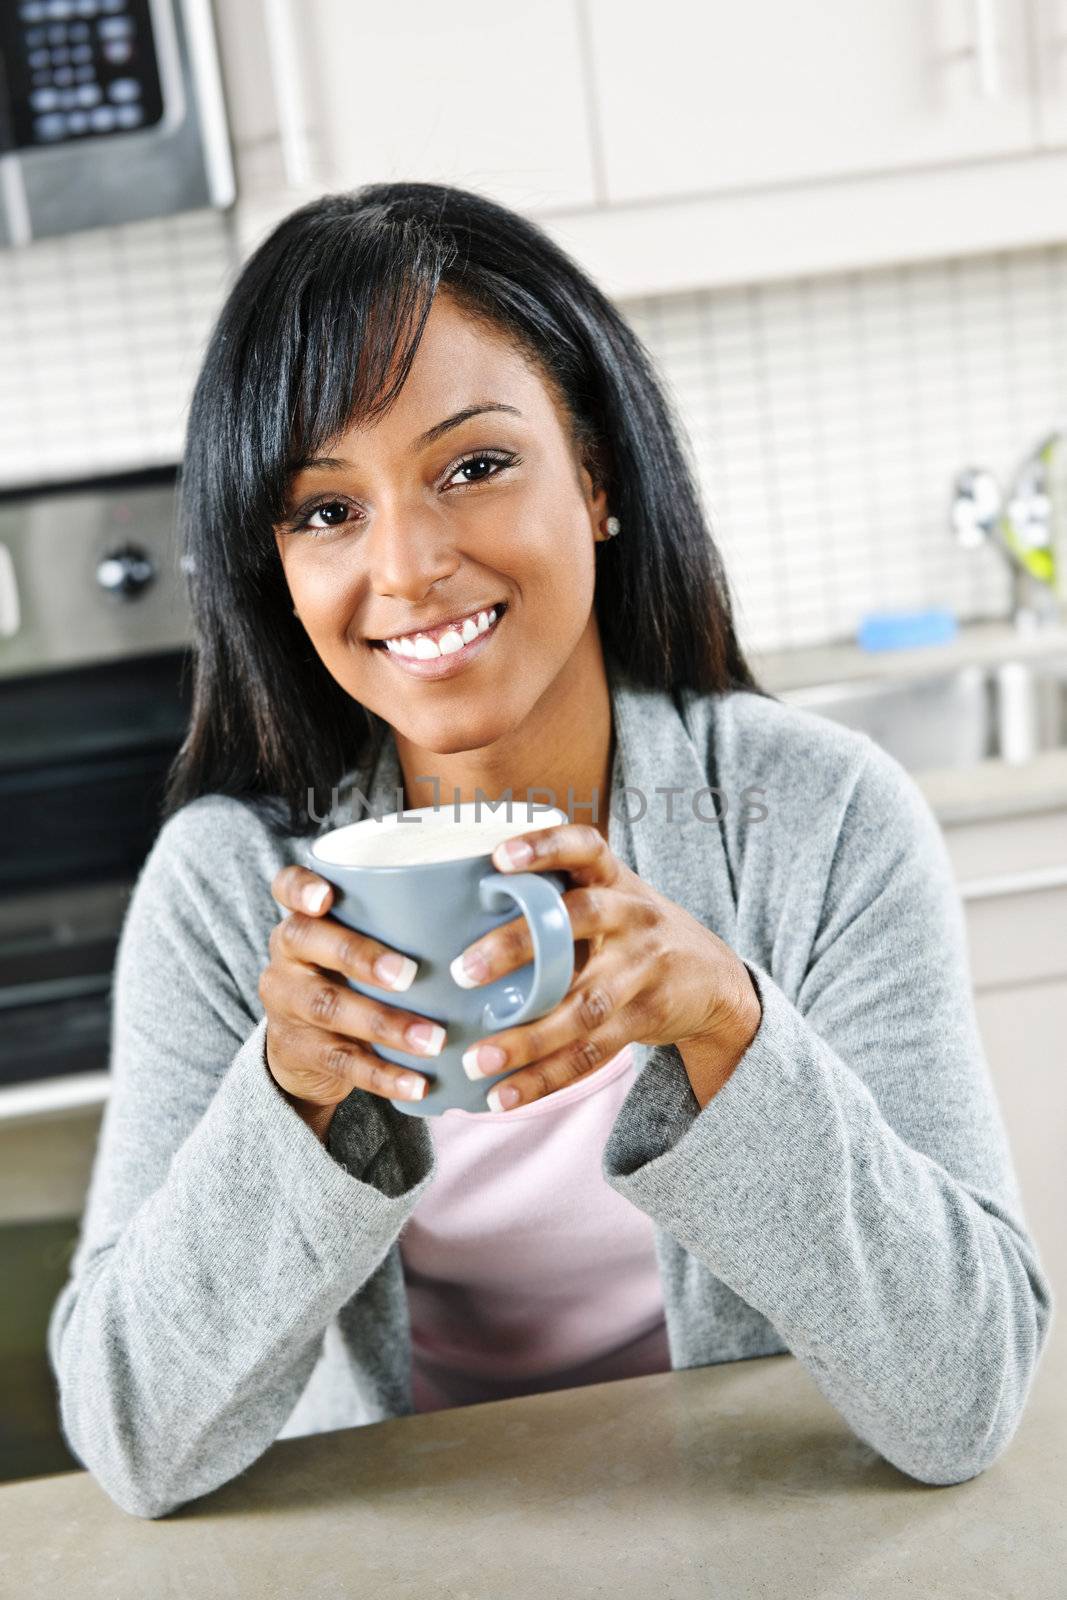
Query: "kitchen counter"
749 616 1067 693
751 618 1067 824
3 1346 1064 1599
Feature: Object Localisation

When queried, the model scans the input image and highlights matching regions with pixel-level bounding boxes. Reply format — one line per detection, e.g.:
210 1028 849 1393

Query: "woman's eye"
305 500 352 529
445 452 516 488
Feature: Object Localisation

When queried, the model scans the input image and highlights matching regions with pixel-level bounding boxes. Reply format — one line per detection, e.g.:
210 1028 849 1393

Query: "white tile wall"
0 210 237 488
0 208 1064 653
625 247 1067 651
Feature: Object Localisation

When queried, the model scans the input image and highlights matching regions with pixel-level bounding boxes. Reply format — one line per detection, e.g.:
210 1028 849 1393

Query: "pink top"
398 1042 672 1412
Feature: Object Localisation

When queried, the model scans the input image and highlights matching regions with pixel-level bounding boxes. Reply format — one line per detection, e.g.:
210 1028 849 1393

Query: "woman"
47 183 1052 1520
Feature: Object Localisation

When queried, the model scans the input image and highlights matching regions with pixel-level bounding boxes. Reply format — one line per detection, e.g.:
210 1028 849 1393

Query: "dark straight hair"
164 181 767 833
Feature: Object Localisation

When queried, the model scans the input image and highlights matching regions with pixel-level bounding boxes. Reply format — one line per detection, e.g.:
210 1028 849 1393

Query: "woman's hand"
452 823 762 1112
260 865 447 1140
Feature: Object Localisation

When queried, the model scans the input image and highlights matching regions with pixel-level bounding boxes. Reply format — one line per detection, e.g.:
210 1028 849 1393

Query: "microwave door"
0 0 232 245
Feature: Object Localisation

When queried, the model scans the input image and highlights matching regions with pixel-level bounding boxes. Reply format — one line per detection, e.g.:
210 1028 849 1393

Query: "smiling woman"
44 182 1053 1522
165 183 759 828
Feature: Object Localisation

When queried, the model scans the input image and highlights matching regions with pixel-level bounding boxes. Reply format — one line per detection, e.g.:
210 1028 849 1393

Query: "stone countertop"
749 619 1067 825
3 1347 1064 1599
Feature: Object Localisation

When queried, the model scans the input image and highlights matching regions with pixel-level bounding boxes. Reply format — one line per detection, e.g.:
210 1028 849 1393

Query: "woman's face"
273 291 609 756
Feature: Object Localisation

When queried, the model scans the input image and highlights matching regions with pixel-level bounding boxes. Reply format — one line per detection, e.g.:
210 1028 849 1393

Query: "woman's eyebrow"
414 402 522 449
292 403 522 475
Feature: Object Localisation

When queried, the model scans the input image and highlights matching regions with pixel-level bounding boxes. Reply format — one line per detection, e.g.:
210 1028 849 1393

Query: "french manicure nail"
406 1021 446 1057
373 952 418 991
462 1043 507 1080
394 1072 427 1100
496 838 533 869
487 1083 521 1112
450 949 489 989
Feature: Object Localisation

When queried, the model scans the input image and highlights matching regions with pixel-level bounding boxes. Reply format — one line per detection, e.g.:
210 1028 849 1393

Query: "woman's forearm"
48 1018 433 1519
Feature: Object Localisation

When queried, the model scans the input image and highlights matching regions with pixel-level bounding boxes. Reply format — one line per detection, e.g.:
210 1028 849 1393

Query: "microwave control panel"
0 0 164 150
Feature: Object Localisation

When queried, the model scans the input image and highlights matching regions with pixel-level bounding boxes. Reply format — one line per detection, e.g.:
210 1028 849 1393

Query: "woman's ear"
578 444 610 536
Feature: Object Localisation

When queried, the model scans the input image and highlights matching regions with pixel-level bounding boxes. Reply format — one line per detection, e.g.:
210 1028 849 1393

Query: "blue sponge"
856 608 958 652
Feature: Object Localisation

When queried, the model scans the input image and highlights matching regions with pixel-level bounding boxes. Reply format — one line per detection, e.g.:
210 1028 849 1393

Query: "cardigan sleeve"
45 798 435 1520
600 738 1055 1486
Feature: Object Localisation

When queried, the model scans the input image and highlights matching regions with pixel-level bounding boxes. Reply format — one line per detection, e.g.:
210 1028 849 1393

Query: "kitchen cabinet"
973 979 1067 1302
1033 0 1067 145
940 806 1067 1307
215 0 598 220
585 0 1039 207
217 0 1067 298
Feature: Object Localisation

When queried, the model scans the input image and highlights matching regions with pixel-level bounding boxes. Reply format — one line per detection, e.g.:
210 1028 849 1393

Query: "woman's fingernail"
394 1073 427 1100
461 1043 507 1080
487 1083 521 1112
495 837 533 869
373 952 418 991
406 1021 446 1057
304 882 330 913
449 949 490 989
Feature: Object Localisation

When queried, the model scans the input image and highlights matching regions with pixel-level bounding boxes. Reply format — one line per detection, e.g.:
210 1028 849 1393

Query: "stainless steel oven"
0 466 192 1095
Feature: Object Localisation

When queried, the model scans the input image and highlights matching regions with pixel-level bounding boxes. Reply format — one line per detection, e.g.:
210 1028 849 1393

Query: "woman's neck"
393 627 615 842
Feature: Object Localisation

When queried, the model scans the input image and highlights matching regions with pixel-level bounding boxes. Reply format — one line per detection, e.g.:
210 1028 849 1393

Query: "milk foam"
312 804 568 868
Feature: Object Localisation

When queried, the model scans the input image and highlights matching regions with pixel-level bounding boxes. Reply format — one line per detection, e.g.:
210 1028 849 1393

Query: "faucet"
951 432 1065 633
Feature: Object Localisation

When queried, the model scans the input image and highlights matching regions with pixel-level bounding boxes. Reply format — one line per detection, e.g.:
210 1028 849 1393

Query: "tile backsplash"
0 210 237 488
1 210 1064 654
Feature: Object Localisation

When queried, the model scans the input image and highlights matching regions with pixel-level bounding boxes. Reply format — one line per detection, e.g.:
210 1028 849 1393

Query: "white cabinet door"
1033 0 1067 146
272 0 599 215
586 0 1038 207
974 978 1067 1318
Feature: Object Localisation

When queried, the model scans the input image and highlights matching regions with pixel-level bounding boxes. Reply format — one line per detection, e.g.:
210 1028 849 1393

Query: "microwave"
0 0 233 245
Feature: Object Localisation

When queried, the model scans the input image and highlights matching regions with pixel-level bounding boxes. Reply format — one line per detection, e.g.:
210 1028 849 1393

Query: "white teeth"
382 604 502 656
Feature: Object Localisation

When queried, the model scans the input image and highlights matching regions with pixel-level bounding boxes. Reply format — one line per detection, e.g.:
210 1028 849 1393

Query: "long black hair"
164 181 766 833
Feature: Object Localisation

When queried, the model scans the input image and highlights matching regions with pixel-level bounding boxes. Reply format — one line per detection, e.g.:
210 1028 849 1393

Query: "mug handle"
477 871 573 1031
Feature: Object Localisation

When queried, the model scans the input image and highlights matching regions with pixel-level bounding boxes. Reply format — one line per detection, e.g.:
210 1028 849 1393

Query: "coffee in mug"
312 806 565 869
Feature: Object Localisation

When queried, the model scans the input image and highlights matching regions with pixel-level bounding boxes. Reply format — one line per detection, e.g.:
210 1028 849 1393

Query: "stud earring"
602 515 621 539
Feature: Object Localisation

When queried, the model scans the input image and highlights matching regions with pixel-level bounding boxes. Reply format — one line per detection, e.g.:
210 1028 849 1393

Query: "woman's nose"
364 502 458 600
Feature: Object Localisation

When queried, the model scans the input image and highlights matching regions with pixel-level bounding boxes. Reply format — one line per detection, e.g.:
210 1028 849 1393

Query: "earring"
602 515 621 539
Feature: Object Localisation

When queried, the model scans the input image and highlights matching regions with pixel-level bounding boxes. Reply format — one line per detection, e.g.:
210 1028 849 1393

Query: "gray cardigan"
46 661 1055 1519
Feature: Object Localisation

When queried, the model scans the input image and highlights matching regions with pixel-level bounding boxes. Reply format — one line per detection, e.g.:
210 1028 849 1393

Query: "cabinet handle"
971 0 1002 100
959 863 1067 900
0 540 21 639
262 0 315 190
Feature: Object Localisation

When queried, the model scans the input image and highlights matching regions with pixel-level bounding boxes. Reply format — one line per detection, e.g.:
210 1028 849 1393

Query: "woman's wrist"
677 961 762 1110
280 1089 337 1144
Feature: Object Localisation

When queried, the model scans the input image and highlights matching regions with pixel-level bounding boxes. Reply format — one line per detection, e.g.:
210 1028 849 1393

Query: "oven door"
0 649 192 1091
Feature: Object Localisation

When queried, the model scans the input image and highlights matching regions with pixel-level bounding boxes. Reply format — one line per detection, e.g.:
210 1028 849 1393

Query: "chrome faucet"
951 433 1065 633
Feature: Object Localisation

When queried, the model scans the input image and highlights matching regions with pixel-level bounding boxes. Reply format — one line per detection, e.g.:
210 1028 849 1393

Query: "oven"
0 466 192 1099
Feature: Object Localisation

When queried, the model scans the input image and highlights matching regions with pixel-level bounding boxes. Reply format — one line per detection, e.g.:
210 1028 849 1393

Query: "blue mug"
295 803 574 1116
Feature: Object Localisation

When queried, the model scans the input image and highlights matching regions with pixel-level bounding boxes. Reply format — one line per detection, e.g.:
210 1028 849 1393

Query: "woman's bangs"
278 229 444 515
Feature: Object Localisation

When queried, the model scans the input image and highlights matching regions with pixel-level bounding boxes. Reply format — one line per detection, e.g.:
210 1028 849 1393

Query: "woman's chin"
395 708 520 758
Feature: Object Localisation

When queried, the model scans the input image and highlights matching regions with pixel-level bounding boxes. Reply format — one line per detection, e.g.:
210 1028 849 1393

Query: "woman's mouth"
368 602 508 680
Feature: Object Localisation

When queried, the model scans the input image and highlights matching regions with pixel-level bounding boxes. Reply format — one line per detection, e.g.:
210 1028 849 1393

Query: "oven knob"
95 543 156 598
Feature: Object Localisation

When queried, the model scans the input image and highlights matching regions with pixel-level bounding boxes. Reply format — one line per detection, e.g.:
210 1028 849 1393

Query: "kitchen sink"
779 656 1067 773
